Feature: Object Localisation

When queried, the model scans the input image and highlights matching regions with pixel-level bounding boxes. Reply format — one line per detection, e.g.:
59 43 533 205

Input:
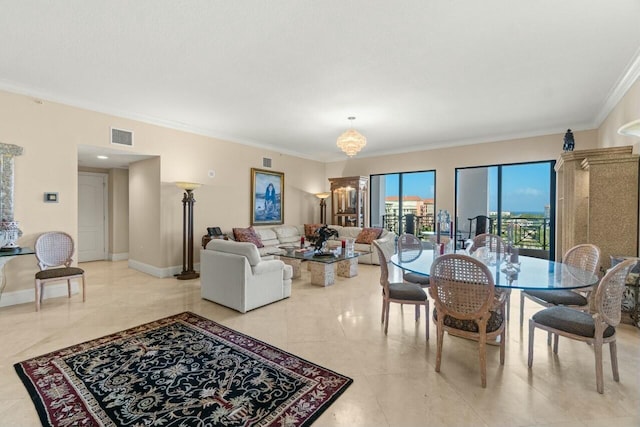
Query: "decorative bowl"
279 245 296 255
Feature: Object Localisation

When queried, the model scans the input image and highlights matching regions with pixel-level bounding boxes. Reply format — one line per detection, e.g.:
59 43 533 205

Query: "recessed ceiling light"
97 155 109 160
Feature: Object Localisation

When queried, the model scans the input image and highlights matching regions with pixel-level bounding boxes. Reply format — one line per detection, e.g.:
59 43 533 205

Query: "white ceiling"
2 1 640 164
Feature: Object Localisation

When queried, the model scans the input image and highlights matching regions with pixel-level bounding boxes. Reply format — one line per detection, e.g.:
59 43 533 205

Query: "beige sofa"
226 225 396 265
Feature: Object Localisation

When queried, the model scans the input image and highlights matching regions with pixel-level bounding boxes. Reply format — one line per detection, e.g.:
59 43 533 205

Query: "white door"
78 172 107 262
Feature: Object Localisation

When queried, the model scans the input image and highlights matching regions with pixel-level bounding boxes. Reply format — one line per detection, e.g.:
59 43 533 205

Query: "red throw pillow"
355 227 383 244
232 227 264 248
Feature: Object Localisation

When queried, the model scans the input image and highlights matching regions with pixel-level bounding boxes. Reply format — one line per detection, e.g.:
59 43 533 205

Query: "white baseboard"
128 260 200 278
109 252 129 261
0 282 80 308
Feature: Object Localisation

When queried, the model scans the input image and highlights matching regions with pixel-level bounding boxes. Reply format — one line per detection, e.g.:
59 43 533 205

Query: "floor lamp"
315 192 331 224
175 182 201 280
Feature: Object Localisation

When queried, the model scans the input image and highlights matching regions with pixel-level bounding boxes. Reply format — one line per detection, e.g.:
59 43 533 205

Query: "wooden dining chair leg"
414 305 419 322
553 333 560 354
527 319 535 368
595 339 604 394
479 333 488 388
384 300 391 335
381 294 385 323
499 331 506 365
519 291 525 327
610 341 619 382
425 301 429 341
67 279 71 298
435 321 444 372
547 331 552 346
35 280 41 312
82 275 86 302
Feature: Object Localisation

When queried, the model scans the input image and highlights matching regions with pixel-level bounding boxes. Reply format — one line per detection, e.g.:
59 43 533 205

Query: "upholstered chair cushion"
35 267 84 280
525 289 588 306
404 272 430 286
233 226 264 248
355 227 383 244
388 282 427 301
532 306 615 338
433 308 504 333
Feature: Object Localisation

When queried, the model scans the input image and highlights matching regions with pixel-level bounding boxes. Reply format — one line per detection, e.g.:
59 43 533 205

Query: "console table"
0 247 35 295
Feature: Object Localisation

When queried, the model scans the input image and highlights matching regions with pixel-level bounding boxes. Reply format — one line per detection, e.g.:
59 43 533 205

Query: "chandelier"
336 116 366 157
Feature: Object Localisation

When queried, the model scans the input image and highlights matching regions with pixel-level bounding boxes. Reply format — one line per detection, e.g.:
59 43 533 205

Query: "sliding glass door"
370 170 435 235
455 161 555 259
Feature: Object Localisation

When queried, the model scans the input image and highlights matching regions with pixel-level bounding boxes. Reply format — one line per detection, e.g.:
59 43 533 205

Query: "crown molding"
592 46 640 127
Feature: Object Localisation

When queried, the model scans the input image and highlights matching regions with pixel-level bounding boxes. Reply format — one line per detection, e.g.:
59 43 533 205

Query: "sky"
383 162 551 213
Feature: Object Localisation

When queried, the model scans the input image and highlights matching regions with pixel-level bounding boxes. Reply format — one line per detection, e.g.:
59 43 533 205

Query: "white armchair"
201 240 293 313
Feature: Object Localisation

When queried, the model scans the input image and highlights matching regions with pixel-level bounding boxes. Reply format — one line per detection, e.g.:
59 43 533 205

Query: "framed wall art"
251 168 284 225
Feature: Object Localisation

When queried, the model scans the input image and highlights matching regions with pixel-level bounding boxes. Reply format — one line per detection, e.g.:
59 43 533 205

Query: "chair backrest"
207 239 262 266
372 240 392 293
471 233 507 261
35 231 75 270
403 214 416 235
468 215 493 238
429 254 495 320
563 244 600 274
397 233 423 262
594 258 637 327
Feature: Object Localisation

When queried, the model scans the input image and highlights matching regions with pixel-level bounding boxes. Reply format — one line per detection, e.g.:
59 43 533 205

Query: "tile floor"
0 260 639 427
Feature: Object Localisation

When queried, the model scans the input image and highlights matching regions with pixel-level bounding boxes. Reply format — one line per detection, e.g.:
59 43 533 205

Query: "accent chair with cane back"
470 233 511 320
520 243 601 331
372 240 429 340
34 231 86 311
528 258 637 393
429 253 507 388
397 233 430 287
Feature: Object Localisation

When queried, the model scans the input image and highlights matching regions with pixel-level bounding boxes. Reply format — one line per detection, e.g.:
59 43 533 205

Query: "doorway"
78 172 108 262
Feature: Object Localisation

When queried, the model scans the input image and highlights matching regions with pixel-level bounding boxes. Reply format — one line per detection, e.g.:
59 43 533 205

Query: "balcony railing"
380 210 550 251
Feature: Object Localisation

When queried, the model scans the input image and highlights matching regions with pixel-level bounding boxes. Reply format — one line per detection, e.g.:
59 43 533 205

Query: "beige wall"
598 79 640 152
325 130 599 216
109 168 129 257
0 89 326 297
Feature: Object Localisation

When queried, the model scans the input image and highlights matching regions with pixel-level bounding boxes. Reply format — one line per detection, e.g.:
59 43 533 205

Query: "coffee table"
278 249 369 286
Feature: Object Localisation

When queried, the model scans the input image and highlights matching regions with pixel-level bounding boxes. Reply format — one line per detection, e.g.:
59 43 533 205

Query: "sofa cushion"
233 227 264 248
255 228 279 248
355 227 383 244
207 240 262 266
275 225 303 245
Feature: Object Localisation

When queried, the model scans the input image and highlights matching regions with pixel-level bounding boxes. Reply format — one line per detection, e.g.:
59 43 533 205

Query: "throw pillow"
304 223 323 241
355 227 383 244
232 226 264 248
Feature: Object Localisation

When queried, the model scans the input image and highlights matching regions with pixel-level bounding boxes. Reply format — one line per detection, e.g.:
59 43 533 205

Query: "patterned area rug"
14 312 352 427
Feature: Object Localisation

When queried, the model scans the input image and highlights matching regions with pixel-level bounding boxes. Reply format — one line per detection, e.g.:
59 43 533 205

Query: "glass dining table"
390 250 599 290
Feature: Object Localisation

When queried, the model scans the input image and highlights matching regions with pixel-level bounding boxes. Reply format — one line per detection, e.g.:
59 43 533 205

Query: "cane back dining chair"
470 233 511 320
397 233 430 287
34 231 86 311
429 253 507 388
372 240 429 340
519 244 601 331
528 258 637 393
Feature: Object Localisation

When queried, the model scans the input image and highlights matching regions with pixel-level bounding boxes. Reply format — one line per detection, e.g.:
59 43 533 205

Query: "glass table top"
390 250 598 290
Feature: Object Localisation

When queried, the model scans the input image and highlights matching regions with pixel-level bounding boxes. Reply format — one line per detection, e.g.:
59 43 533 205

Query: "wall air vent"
262 157 272 168
111 127 134 147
